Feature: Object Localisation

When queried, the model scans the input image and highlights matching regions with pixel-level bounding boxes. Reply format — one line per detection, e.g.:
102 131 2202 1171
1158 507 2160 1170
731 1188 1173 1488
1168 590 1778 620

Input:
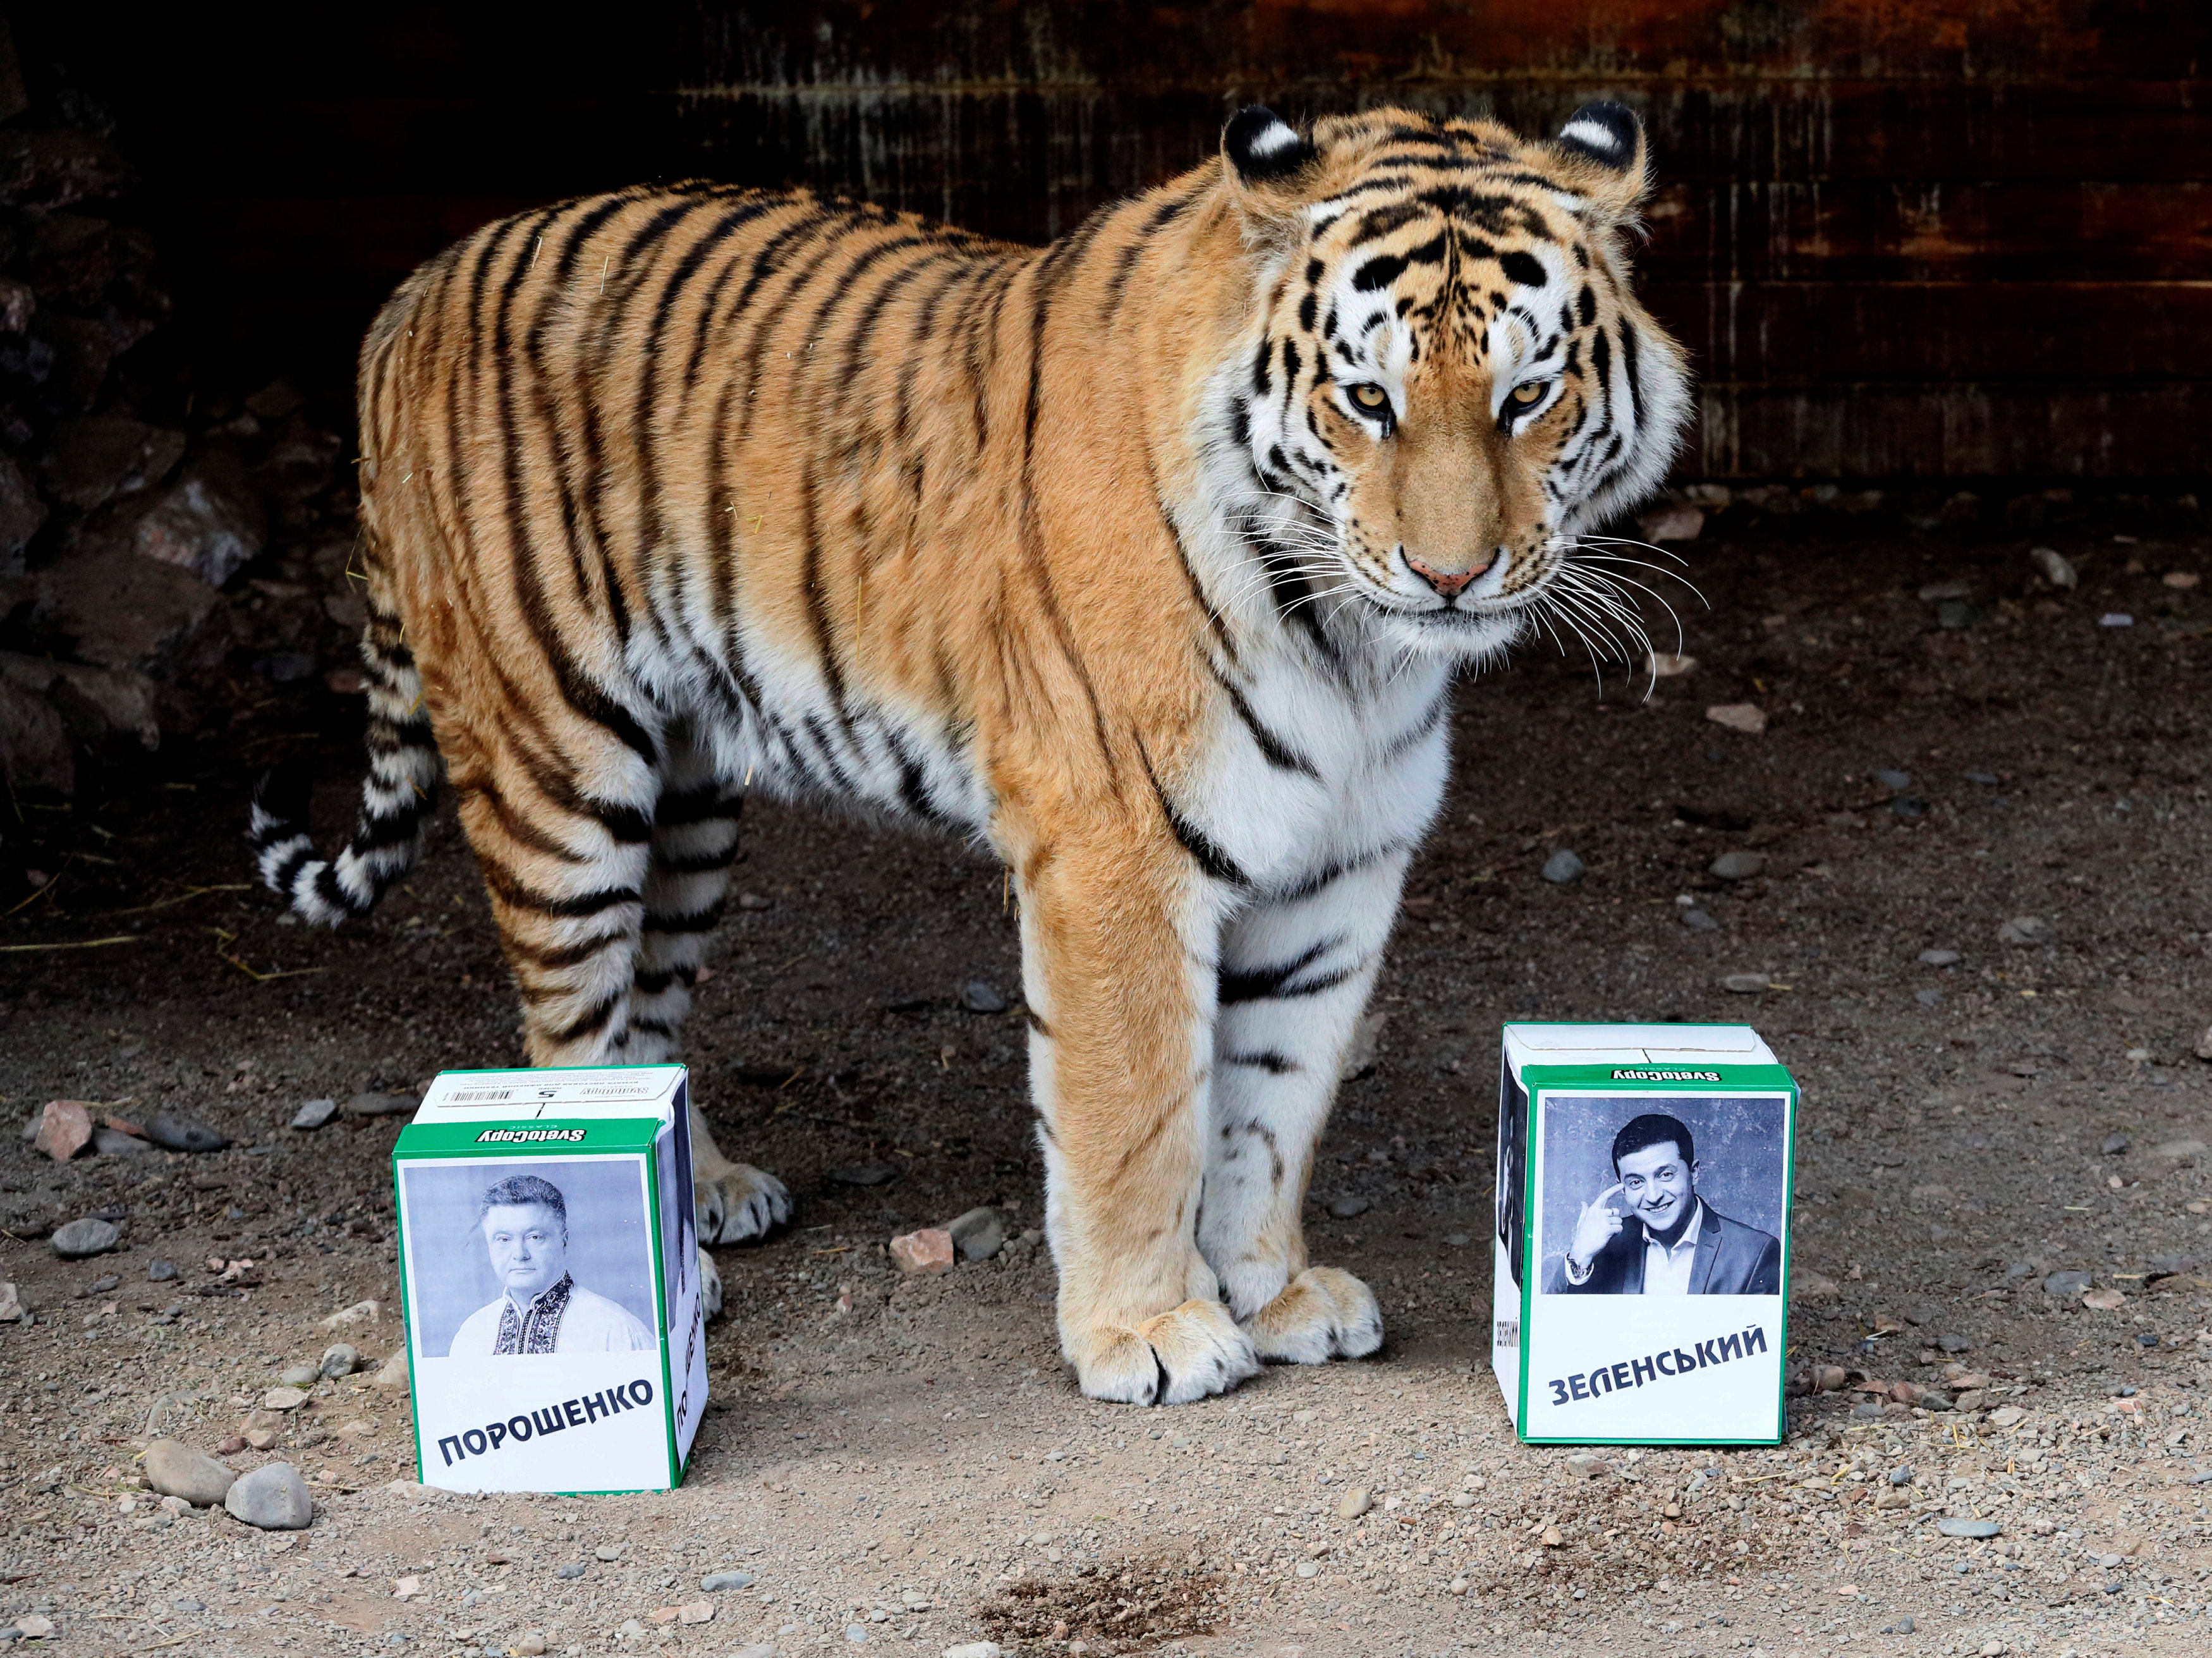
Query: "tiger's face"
1218 104 1690 661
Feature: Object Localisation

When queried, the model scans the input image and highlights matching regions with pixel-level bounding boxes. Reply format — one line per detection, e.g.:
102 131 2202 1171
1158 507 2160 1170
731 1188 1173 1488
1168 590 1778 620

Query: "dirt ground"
1 492 2209 1658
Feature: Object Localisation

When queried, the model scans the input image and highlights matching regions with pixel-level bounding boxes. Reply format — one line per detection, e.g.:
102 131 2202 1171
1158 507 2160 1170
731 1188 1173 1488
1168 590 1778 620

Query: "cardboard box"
392 1065 707 1493
1491 1024 1797 1445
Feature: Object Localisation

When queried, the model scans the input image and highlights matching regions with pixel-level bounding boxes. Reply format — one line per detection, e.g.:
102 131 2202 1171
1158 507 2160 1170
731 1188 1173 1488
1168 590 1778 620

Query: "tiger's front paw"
1066 1300 1261 1406
1243 1266 1383 1365
698 1246 724 1320
695 1162 791 1245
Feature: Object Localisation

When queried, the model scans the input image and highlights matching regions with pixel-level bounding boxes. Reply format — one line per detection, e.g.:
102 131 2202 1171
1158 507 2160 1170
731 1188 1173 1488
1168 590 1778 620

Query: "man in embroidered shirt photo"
447 1173 655 1355
1550 1112 1781 1296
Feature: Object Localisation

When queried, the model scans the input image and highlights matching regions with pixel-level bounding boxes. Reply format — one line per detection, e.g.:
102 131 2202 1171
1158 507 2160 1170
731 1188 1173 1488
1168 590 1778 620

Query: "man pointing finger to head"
1553 1113 1780 1296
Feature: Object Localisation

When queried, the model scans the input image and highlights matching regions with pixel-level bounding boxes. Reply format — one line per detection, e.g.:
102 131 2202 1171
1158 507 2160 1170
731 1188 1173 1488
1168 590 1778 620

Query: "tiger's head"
1210 103 1691 663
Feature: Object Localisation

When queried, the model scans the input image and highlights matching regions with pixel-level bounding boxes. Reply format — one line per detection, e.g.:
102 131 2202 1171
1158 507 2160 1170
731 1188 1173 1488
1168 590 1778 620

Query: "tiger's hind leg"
454 718 658 1071
620 722 790 1318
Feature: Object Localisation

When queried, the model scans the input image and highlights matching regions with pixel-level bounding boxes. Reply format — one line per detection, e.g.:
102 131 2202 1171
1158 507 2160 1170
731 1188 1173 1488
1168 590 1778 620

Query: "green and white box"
392 1065 707 1493
1491 1024 1798 1446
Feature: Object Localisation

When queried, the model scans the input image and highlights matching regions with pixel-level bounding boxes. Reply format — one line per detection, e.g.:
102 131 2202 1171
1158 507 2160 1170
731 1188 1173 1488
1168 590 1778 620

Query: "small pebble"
827 1162 901 1187
320 1343 361 1379
1888 1465 1913 1486
1873 769 1911 789
957 979 1007 1014
2100 1133 2130 1155
144 1113 229 1153
1336 1486 1373 1520
889 1229 956 1276
278 1363 319 1387
594 1544 623 1562
344 1092 417 1118
945 1207 1007 1262
1709 850 1765 881
142 1439 235 1507
291 1098 337 1131
147 1259 178 1281
1705 703 1766 735
1937 1518 2000 1539
1326 1195 1370 1219
223 1462 312 1530
1720 973 1768 994
2043 1270 2091 1296
1680 907 1720 932
1919 948 1961 966
1540 848 1584 884
51 1217 122 1259
556 1563 586 1579
700 1571 755 1592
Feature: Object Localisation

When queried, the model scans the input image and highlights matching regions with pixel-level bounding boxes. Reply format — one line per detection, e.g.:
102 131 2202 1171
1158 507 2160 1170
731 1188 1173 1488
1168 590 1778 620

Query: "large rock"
142 1438 236 1508
136 455 265 587
0 654 161 761
27 309 114 414
29 1100 93 1161
889 1229 956 1275
33 547 228 678
0 674 71 793
0 453 46 573
22 217 169 352
0 128 136 210
41 415 186 511
223 1461 312 1530
0 276 32 333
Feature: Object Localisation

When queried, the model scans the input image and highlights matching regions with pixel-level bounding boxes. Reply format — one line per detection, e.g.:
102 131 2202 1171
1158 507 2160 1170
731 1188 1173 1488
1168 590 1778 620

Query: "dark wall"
21 1 2211 477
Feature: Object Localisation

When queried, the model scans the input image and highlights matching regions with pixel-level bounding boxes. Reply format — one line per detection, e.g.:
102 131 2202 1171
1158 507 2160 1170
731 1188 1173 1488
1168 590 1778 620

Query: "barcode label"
449 1088 515 1102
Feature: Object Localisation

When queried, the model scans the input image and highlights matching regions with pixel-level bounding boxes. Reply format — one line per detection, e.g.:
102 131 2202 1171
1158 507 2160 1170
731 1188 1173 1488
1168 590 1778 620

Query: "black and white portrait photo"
399 1159 659 1357
1539 1097 1787 1296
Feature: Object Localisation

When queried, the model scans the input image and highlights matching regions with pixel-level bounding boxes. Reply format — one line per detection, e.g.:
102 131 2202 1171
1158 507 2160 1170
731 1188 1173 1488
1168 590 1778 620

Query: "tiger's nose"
1404 552 1492 598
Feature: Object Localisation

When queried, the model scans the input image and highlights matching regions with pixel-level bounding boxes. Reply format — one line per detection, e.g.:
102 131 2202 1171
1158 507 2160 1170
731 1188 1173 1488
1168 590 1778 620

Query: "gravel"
0 501 2204 1656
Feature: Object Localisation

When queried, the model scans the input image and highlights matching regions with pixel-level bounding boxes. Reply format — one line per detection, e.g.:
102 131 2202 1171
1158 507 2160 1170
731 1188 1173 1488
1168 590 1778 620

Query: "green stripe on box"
392 1118 662 1157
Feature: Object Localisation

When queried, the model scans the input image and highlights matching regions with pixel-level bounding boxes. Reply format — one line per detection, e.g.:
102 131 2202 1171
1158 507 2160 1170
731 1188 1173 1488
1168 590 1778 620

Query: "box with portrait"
391 1065 708 1493
1490 1024 1798 1445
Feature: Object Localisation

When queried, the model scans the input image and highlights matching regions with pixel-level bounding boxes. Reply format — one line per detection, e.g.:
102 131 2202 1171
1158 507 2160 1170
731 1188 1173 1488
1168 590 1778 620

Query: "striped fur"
252 102 1687 1401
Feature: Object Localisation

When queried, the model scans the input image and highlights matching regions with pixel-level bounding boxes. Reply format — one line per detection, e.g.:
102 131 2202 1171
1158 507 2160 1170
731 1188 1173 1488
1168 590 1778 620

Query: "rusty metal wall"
31 1 2211 478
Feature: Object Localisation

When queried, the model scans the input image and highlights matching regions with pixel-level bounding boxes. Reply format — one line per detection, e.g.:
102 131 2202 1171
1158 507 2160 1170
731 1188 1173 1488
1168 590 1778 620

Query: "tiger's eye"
1349 384 1390 413
1509 382 1546 406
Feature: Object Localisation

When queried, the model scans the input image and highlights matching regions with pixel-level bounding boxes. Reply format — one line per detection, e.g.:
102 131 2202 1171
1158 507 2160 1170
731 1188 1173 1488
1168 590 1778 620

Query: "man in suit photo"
1550 1112 1782 1296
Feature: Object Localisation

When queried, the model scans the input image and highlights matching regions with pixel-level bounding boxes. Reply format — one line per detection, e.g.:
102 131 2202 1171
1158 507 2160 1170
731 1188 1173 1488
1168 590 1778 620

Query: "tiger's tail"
249 591 440 926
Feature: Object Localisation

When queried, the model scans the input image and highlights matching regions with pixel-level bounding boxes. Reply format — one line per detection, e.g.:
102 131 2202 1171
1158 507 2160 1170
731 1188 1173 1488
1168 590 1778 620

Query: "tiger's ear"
1222 106 1320 223
1549 100 1651 219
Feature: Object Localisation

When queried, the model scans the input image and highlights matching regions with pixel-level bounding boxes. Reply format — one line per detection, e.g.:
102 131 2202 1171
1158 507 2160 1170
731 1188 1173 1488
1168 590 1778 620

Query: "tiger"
250 100 1688 1405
